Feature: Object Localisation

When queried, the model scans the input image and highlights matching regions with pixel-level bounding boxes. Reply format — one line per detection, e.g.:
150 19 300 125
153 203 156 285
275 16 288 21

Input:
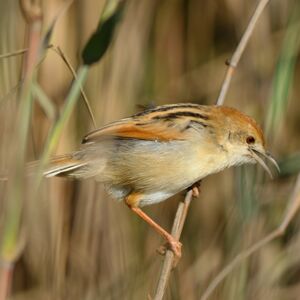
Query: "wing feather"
82 118 186 144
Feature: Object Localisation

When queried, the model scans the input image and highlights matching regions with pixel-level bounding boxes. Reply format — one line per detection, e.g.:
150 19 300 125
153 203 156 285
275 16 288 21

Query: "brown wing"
82 118 187 144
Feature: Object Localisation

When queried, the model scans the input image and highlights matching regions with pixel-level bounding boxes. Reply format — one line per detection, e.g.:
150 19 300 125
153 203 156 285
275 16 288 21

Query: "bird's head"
216 106 279 177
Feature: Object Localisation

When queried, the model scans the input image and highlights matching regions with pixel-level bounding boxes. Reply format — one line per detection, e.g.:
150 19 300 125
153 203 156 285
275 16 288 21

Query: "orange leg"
125 193 182 258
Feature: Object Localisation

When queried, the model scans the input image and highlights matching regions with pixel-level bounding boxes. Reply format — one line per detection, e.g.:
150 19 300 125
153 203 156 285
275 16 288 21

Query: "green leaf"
82 1 124 65
266 4 300 136
32 82 56 120
32 66 88 191
278 153 300 177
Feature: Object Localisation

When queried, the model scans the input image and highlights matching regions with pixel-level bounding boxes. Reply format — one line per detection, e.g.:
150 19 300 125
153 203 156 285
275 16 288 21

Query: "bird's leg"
125 193 182 258
157 182 202 257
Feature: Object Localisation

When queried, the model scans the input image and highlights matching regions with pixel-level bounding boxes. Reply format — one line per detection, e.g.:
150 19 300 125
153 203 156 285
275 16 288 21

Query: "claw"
159 238 182 267
190 180 202 197
157 238 182 260
167 239 182 258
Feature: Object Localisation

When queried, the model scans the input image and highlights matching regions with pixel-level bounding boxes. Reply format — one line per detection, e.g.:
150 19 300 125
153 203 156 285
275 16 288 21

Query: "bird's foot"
157 236 182 263
190 180 201 197
157 238 182 267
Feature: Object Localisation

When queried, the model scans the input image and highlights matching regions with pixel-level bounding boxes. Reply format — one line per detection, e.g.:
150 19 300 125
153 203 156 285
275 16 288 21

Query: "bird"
44 103 279 258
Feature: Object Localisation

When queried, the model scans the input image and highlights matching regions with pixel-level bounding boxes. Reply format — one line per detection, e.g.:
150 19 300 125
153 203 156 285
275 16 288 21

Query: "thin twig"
0 45 54 60
0 44 97 128
153 190 194 300
0 48 28 59
51 46 97 128
216 0 271 105
201 174 300 300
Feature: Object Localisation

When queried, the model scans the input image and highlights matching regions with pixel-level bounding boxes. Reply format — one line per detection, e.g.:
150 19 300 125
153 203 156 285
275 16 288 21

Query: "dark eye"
246 136 255 144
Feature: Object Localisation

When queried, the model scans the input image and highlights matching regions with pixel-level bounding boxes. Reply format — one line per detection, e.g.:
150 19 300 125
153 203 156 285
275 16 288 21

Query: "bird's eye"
246 136 255 144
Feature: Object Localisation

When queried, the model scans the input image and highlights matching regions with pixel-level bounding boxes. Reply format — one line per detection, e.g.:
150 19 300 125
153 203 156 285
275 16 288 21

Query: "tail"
1 154 90 180
43 154 88 178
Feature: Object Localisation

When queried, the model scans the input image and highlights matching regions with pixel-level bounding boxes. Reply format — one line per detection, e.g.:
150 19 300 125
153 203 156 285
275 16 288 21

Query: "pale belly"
99 139 226 206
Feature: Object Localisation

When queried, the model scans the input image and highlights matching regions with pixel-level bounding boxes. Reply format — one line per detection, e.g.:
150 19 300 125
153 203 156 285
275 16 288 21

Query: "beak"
248 148 280 179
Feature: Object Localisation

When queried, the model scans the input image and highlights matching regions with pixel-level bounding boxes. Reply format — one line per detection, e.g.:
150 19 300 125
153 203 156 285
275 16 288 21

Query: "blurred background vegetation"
0 0 300 299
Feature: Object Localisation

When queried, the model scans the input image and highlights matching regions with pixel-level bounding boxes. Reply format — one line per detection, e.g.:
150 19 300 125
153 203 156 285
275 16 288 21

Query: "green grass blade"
266 5 300 135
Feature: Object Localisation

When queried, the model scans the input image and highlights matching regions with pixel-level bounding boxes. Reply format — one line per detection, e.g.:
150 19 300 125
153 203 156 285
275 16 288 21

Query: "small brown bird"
44 103 279 257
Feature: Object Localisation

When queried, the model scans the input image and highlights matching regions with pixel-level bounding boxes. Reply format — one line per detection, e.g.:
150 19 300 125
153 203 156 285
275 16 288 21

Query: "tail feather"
44 154 87 178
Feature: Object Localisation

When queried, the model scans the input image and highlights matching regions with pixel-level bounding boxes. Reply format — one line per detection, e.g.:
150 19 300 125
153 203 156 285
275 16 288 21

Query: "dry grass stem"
0 48 28 59
216 0 271 105
0 263 13 300
201 173 300 300
0 1 43 299
153 190 194 300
